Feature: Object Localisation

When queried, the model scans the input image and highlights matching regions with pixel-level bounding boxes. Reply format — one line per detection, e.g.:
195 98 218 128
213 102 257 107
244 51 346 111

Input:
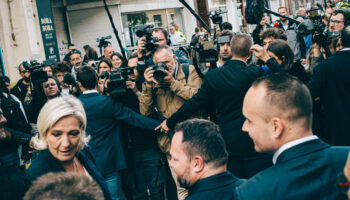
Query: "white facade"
0 0 45 82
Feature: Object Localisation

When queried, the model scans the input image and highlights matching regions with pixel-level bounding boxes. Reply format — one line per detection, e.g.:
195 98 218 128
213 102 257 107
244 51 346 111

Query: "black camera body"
152 62 168 82
136 24 159 53
28 60 48 85
208 8 227 25
101 67 134 97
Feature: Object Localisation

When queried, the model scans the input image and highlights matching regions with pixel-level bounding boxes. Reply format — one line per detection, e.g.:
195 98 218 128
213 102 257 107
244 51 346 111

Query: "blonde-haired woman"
25 95 112 200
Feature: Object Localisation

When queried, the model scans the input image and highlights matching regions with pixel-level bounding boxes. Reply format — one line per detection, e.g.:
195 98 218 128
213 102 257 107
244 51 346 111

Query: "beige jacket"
139 62 202 119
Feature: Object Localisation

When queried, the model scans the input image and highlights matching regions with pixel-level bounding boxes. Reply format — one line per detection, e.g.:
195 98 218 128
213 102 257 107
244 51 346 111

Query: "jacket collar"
188 171 240 195
333 49 350 56
79 92 100 98
223 59 247 67
276 139 330 164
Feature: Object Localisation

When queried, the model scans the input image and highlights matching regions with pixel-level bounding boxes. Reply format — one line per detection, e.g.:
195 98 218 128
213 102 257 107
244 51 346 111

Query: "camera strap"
181 63 190 83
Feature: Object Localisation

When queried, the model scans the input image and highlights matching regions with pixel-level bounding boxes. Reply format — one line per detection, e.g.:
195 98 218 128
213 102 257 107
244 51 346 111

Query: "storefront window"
122 8 184 48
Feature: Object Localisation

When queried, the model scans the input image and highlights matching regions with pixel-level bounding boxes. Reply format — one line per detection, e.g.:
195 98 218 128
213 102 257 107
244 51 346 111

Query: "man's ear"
270 117 284 139
192 155 205 174
77 81 83 90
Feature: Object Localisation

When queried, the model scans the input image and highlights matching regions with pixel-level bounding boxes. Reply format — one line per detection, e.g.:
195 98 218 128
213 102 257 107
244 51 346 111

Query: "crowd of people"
1 2 350 200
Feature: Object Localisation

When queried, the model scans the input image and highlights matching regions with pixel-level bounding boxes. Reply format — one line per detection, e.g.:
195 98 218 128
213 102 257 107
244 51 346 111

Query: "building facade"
0 0 322 82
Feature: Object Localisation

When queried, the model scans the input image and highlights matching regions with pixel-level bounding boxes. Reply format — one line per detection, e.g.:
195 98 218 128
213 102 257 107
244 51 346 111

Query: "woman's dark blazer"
26 149 112 200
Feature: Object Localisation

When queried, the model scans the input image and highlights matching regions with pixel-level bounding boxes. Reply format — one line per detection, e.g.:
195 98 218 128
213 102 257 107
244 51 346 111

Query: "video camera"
100 67 134 97
208 8 227 26
24 60 48 85
97 35 112 49
136 24 159 53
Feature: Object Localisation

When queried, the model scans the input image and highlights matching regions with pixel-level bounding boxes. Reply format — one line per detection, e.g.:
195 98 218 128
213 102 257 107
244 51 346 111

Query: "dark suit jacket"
308 50 350 146
234 139 350 200
167 60 263 157
26 149 112 200
186 171 243 200
79 92 160 175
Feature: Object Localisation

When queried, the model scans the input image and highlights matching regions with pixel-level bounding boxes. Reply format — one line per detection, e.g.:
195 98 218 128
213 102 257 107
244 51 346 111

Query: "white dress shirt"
83 90 98 95
272 135 318 164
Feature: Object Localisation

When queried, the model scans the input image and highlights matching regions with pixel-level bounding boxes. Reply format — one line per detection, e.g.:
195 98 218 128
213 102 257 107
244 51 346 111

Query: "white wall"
66 1 123 56
0 0 44 82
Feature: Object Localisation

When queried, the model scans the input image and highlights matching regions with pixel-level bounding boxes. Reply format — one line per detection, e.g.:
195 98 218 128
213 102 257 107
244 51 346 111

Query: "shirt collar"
341 48 350 51
272 135 318 164
83 90 98 94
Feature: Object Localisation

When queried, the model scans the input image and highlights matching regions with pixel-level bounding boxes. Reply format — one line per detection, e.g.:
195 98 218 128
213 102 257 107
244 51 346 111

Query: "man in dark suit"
77 66 160 200
308 25 350 146
157 34 272 179
234 73 350 200
169 119 243 200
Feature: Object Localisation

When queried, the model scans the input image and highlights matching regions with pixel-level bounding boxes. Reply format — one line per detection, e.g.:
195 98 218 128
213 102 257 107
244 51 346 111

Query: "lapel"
276 139 330 165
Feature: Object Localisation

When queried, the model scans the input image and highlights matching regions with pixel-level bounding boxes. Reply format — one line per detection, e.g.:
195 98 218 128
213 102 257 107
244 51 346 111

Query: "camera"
97 35 112 49
28 60 48 85
152 62 168 82
100 67 134 97
208 8 227 25
136 24 159 53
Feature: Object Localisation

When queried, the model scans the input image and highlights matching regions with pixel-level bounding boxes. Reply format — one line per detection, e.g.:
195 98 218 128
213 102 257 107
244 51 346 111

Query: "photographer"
11 62 31 104
309 9 350 68
137 27 191 82
113 52 168 200
139 45 202 200
307 25 350 146
217 30 234 67
276 7 306 64
25 76 61 123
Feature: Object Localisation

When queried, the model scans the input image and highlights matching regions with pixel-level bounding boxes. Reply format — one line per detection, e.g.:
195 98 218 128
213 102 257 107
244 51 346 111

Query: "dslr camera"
100 67 134 97
152 62 168 83
136 24 159 53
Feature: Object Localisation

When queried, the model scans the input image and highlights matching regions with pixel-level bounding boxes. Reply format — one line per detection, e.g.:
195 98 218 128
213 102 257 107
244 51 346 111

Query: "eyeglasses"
330 20 344 24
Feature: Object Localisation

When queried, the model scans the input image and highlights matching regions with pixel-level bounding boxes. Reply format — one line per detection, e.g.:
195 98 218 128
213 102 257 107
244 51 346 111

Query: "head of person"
242 73 313 153
341 25 350 48
230 34 253 60
222 22 233 31
42 77 61 100
1 76 11 93
195 27 199 34
325 7 333 18
278 7 288 22
97 58 113 75
18 61 31 80
216 30 234 61
329 9 350 32
267 39 294 70
77 66 97 91
68 44 76 52
43 65 53 77
174 23 180 31
297 8 307 18
169 119 228 189
69 49 82 69
103 46 114 59
170 26 176 34
260 28 287 50
111 52 124 69
53 61 72 83
153 45 177 75
260 16 267 26
33 96 89 163
23 172 104 200
152 27 168 46
127 52 139 81
83 45 97 59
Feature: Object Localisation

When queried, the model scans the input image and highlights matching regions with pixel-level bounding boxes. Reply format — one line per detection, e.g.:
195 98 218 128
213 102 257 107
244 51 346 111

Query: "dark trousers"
227 154 273 179
123 146 168 200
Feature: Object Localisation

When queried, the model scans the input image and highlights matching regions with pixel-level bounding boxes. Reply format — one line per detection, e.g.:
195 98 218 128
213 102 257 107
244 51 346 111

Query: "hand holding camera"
137 36 147 59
